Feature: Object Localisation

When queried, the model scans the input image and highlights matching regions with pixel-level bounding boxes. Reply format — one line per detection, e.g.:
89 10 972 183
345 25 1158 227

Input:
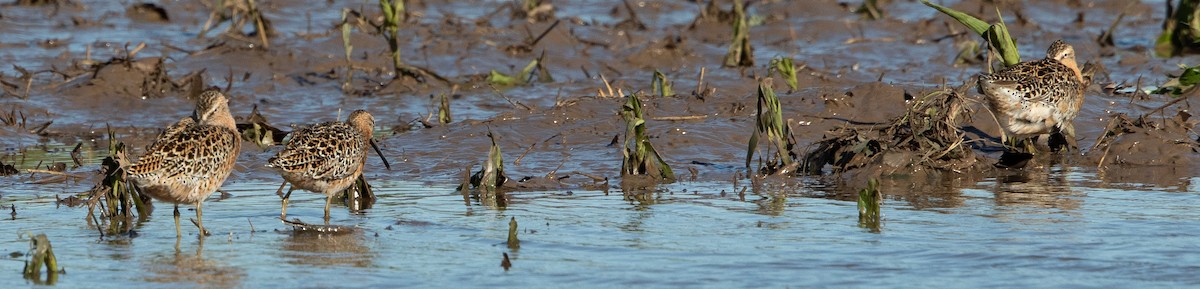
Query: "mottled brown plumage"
978 40 1086 151
128 90 241 237
268 110 375 223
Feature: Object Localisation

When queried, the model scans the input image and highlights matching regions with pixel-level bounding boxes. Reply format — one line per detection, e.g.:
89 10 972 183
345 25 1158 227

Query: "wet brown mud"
0 0 1195 197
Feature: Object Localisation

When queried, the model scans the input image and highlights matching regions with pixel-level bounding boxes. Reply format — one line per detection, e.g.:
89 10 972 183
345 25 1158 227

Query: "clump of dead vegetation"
80 125 150 237
803 83 978 174
200 0 274 48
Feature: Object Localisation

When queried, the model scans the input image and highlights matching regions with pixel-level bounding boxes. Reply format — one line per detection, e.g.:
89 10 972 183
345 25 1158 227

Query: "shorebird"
268 110 376 223
128 90 241 237
978 40 1088 152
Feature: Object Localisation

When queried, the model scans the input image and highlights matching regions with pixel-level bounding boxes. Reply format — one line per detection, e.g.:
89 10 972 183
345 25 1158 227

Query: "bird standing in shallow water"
128 90 241 238
268 110 376 224
978 40 1089 153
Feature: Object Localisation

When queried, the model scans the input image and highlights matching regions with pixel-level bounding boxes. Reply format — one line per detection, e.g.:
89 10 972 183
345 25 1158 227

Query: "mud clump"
1087 111 1200 167
803 83 980 176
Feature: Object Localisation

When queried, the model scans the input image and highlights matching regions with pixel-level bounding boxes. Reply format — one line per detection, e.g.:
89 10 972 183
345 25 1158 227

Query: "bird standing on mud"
267 110 377 224
977 40 1089 153
127 90 242 238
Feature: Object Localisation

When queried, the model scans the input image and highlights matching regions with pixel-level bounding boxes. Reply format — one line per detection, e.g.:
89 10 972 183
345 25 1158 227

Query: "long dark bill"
370 139 392 170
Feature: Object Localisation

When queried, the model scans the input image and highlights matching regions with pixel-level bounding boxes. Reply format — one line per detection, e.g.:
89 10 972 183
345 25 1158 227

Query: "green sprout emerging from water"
652 70 674 97
621 93 675 182
723 0 753 67
470 130 508 196
507 217 520 250
855 0 884 20
746 78 796 175
439 94 452 124
1156 0 1200 57
379 0 407 78
22 233 59 285
922 0 1019 68
771 57 799 91
857 179 882 232
488 53 553 86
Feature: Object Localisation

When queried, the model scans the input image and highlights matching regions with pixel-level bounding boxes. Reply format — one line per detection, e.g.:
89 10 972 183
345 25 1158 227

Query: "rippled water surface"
2 173 1198 287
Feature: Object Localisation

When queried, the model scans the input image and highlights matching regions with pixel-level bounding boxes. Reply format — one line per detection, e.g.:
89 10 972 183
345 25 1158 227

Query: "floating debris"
282 218 358 235
0 160 17 176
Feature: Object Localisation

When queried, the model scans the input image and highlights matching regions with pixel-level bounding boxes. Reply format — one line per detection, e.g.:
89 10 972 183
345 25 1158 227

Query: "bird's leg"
324 193 335 225
280 185 294 220
1023 137 1039 155
274 181 288 196
1062 123 1079 151
193 201 210 237
1047 123 1078 153
173 205 181 239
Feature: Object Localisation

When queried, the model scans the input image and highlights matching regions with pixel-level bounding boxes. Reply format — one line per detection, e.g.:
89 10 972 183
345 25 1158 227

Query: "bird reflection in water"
142 238 244 287
280 230 373 268
991 167 1083 213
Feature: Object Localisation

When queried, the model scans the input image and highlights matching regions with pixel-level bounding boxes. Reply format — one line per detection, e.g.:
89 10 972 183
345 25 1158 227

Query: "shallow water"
3 172 1199 287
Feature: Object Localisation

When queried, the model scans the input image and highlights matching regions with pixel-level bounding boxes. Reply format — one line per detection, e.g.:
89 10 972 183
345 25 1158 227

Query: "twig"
651 115 708 121
513 143 536 165
24 169 85 179
488 85 532 110
528 20 561 47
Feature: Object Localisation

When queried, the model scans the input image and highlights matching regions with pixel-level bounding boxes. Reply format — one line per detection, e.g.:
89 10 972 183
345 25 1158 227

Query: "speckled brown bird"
268 110 375 223
128 90 241 237
978 40 1087 152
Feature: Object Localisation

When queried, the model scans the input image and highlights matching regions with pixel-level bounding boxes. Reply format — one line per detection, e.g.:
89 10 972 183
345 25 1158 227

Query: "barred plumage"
128 90 241 237
978 40 1086 150
268 110 375 223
